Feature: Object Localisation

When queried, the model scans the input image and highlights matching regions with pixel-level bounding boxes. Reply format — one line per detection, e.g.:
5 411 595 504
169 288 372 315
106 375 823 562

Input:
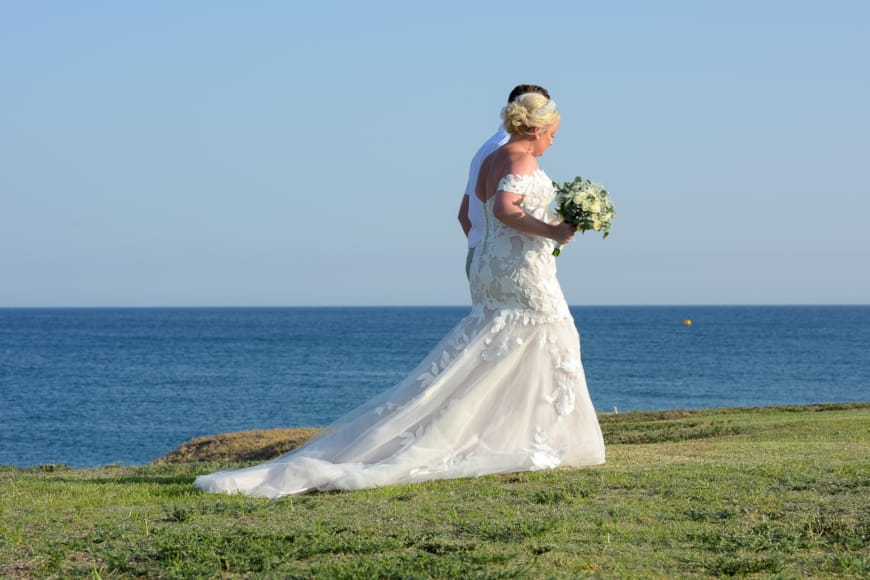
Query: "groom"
458 84 552 277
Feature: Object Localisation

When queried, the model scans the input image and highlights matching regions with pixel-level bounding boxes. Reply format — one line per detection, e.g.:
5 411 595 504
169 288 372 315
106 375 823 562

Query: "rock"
153 427 322 464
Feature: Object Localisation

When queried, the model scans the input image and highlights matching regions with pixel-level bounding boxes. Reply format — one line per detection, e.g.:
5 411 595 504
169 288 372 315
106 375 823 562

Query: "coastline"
150 401 870 465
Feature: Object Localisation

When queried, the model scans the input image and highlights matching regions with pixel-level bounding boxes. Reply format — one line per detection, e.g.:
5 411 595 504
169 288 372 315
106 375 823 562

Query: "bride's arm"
493 191 575 244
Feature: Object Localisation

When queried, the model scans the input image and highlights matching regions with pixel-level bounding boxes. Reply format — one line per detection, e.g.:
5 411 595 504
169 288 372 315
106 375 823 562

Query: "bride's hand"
551 222 576 245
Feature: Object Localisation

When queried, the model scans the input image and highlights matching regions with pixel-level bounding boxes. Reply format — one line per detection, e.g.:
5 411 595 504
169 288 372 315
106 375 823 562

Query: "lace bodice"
469 170 571 322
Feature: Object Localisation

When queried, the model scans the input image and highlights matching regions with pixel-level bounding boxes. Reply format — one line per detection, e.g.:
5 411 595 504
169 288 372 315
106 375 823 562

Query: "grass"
1 402 868 578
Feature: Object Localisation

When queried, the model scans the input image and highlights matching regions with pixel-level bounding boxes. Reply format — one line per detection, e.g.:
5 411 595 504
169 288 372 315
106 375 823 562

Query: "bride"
195 93 606 498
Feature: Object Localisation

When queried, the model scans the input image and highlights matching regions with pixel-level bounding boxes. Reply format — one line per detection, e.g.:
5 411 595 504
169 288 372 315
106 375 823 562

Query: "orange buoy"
683 319 692 327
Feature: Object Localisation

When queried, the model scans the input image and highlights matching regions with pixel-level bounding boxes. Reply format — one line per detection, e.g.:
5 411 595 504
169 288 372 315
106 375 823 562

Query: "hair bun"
500 93 559 136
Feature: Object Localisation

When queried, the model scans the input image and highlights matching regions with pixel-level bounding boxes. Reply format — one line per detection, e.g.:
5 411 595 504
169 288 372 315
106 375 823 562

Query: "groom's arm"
457 194 471 238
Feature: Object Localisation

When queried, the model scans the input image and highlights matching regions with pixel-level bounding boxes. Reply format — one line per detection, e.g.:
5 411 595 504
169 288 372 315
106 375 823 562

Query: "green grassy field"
2 403 868 578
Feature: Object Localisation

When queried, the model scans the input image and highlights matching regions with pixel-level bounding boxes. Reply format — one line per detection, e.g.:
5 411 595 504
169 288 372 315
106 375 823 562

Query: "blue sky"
2 1 868 306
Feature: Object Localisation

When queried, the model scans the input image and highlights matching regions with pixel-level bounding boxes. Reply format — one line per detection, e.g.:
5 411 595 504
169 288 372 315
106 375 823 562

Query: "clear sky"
2 1 868 307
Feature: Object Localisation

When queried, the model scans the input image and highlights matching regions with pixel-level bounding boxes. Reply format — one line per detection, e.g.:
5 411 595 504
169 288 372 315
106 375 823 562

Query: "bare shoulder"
506 151 539 176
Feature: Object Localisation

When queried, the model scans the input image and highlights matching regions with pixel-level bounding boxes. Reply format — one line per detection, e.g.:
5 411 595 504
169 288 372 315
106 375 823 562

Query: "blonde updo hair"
501 92 560 136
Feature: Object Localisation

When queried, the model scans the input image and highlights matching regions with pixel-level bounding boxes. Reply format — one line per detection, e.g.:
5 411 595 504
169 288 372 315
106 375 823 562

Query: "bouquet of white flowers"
552 176 616 256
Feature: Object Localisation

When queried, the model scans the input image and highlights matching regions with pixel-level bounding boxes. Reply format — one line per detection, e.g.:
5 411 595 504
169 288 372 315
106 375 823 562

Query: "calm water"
1 306 868 467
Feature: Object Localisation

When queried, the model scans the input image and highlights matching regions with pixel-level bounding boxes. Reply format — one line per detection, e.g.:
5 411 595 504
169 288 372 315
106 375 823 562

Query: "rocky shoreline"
153 427 321 464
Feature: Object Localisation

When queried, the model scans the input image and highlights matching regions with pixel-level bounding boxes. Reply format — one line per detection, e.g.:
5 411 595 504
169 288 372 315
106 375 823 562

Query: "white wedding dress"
195 170 605 498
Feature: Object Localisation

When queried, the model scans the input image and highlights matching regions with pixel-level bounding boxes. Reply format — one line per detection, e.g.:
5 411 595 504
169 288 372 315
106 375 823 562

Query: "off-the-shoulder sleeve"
497 173 535 196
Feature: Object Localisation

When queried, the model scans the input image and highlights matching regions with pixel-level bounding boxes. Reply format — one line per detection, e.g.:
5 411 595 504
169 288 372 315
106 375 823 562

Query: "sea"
1 306 868 468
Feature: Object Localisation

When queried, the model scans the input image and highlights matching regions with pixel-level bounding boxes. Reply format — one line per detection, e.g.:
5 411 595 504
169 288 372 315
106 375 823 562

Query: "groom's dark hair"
508 84 550 103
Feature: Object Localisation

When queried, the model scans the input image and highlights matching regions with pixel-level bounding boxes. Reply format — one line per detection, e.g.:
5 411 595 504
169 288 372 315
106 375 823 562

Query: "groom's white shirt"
464 126 511 249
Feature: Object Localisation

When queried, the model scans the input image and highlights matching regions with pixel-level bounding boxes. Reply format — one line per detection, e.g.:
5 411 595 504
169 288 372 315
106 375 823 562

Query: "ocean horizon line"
2 303 869 310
